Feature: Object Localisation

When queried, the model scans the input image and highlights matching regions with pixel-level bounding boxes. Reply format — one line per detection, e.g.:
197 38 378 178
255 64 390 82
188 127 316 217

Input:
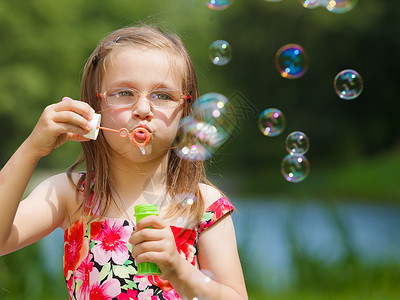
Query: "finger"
130 227 164 245
135 215 166 231
53 121 91 137
53 111 93 131
131 240 164 258
56 97 95 121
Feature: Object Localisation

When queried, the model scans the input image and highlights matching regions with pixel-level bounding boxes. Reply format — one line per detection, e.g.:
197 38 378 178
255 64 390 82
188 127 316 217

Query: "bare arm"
130 186 248 299
0 98 93 255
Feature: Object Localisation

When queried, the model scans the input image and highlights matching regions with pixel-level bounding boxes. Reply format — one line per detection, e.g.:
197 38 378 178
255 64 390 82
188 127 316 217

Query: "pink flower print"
137 289 158 300
134 275 152 290
74 254 94 300
163 289 182 300
118 289 139 300
92 219 131 266
88 268 121 299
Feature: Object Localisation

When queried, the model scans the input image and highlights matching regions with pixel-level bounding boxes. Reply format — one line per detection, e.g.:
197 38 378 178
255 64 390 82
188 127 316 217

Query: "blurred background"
0 0 399 299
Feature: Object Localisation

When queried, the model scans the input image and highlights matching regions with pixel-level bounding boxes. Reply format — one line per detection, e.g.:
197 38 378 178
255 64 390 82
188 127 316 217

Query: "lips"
131 126 151 147
133 129 148 142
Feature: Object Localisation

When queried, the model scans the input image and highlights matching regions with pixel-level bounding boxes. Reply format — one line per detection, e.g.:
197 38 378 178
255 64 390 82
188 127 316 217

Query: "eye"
107 88 136 98
117 89 135 97
151 90 173 101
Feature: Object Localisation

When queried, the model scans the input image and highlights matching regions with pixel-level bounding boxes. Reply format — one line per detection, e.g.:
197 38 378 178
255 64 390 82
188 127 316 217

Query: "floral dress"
63 181 234 299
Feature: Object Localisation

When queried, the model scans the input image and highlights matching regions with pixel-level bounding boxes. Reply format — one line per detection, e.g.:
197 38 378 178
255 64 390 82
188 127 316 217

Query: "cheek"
101 108 131 128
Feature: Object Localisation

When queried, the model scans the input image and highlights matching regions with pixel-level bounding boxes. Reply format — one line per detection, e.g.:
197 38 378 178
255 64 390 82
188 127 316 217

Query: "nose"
132 93 154 121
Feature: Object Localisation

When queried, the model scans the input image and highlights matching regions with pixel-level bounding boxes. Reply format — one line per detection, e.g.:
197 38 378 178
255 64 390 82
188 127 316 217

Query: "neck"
109 153 170 207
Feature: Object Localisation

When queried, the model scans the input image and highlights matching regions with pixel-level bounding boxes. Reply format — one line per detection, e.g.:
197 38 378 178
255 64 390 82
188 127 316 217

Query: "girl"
0 24 248 300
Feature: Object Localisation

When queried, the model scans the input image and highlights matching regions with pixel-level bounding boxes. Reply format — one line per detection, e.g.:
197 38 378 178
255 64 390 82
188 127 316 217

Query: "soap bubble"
184 269 220 300
175 193 197 207
207 0 233 10
281 154 310 183
286 131 310 155
275 44 308 79
333 69 363 100
209 40 232 66
321 0 357 13
173 117 219 161
299 0 320 9
192 92 236 145
258 108 286 137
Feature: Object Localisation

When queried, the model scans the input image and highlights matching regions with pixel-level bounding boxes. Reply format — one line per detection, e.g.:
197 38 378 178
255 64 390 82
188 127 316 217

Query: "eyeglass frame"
96 87 191 109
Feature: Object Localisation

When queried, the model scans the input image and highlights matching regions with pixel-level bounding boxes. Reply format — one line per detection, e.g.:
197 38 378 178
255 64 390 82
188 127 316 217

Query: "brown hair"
67 24 210 227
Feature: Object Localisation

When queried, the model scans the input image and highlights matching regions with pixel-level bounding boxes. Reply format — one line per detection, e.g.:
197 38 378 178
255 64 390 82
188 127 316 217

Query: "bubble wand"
83 113 150 155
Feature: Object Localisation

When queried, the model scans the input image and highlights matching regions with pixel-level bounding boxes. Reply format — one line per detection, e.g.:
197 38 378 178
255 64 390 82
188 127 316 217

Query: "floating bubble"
321 0 357 13
275 44 308 79
207 0 233 10
281 154 310 183
173 117 219 161
286 131 310 155
175 193 197 207
184 269 220 300
258 108 286 137
192 92 236 144
299 0 320 9
209 40 232 66
333 69 363 100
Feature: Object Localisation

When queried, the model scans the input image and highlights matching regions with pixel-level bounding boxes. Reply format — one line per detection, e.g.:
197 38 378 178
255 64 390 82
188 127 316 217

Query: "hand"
130 215 182 280
27 97 95 157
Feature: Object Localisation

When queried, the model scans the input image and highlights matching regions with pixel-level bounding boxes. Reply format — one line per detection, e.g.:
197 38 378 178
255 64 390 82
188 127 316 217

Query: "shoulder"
198 183 234 233
22 172 83 231
199 183 223 208
41 172 84 228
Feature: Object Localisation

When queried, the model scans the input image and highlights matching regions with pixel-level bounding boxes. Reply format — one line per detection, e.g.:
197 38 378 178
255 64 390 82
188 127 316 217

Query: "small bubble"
299 0 320 9
207 0 234 10
258 108 286 137
275 44 308 79
281 154 310 183
209 40 232 66
333 69 363 100
321 0 357 13
285 131 310 155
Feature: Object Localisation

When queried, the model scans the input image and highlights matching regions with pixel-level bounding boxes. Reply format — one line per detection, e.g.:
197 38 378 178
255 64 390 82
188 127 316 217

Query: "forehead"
101 47 184 89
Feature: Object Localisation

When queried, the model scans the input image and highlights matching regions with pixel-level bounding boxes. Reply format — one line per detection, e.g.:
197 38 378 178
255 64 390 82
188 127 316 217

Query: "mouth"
131 127 151 147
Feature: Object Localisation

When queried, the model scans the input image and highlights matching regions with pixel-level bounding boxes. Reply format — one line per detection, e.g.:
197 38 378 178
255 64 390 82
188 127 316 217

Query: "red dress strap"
199 197 234 233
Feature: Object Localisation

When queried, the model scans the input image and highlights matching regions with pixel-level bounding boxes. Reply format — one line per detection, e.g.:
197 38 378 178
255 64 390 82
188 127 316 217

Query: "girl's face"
99 47 185 162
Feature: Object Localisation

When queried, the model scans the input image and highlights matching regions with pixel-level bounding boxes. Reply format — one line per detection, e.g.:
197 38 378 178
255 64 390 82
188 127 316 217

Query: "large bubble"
281 154 310 183
174 93 235 161
258 108 286 137
173 117 218 161
209 40 232 66
333 69 363 100
285 131 310 155
275 44 308 79
207 0 234 10
192 92 236 144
